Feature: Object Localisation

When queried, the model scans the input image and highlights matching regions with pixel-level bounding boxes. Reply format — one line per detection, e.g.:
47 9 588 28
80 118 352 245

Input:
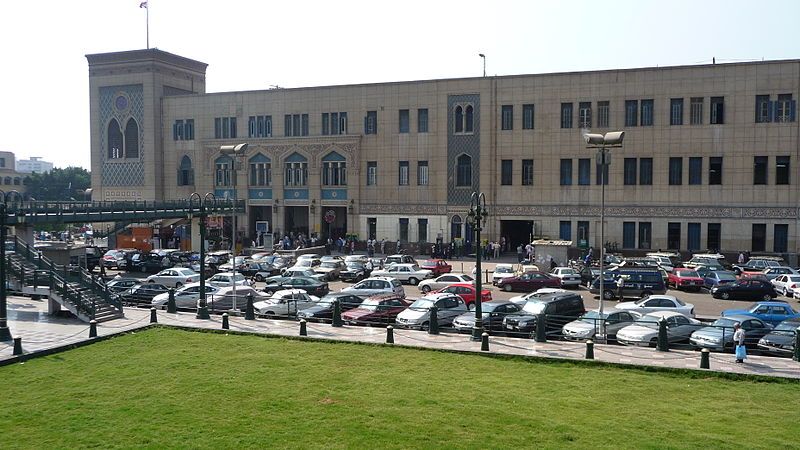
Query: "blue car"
722 301 800 327
701 270 737 290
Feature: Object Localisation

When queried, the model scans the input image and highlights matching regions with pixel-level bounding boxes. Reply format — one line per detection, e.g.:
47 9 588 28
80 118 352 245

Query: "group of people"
516 242 537 263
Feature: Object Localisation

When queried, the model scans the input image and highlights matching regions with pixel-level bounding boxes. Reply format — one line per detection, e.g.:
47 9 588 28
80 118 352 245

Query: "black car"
711 279 777 301
141 253 172 273
239 262 274 278
452 300 521 333
579 266 602 287
263 276 330 297
340 262 372 282
503 292 585 337
106 277 140 293
297 293 365 321
120 283 170 305
757 319 799 356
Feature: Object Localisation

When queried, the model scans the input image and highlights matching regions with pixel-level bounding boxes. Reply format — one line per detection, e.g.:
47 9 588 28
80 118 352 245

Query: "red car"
435 283 492 306
341 294 411 326
420 259 452 276
496 271 561 292
667 268 704 291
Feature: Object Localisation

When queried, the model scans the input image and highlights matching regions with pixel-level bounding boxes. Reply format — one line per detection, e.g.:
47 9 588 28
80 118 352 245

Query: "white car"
371 263 433 285
252 289 320 317
145 268 200 288
615 294 695 318
207 272 254 287
395 293 468 330
509 288 568 306
562 310 642 341
218 256 248 272
418 273 474 293
492 264 516 285
549 267 582 288
280 267 326 282
291 258 321 270
314 260 345 281
616 311 704 347
771 274 800 296
201 285 264 311
151 282 220 309
342 276 406 298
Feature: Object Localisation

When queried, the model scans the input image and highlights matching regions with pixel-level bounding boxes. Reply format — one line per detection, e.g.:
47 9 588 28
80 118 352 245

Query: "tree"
23 167 91 201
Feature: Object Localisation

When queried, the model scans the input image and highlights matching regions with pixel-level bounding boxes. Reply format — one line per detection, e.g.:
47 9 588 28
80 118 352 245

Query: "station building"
87 49 799 255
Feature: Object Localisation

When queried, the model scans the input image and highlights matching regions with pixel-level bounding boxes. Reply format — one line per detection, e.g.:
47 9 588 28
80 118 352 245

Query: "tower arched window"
107 119 123 159
456 154 472 186
249 153 272 186
454 106 464 133
451 215 463 240
124 118 139 158
215 156 232 187
465 105 474 132
178 155 194 186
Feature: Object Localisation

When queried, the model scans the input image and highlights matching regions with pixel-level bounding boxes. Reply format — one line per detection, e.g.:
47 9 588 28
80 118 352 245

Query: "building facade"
16 157 54 174
87 49 800 254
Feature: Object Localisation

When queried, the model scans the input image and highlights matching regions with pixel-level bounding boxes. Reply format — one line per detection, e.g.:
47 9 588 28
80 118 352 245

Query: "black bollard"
245 293 255 320
700 348 710 369
657 318 669 352
89 319 98 338
481 332 489 351
428 306 439 335
167 288 177 313
150 307 158 324
386 325 394 344
222 313 230 330
332 299 343 327
12 337 22 356
793 326 800 362
585 340 595 359
299 319 307 336
534 313 547 342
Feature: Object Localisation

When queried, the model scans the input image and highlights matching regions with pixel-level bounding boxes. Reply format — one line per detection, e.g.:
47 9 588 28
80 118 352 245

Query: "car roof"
215 285 257 294
365 276 395 281
643 310 685 318
752 301 791 306
272 289 308 296
421 292 461 301
367 293 404 301
641 294 679 301
534 292 582 302
721 314 759 322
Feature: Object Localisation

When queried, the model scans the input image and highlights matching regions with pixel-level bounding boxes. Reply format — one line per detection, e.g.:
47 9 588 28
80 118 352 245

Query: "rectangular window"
399 218 409 243
399 109 410 133
301 114 308 136
398 161 409 186
624 158 637 185
248 115 271 138
638 222 652 250
501 105 513 130
639 158 653 185
522 104 534 129
321 113 329 135
578 159 590 185
522 159 534 185
338 112 347 134
687 223 701 251
559 221 572 240
577 221 590 248
559 159 572 186
707 223 721 252
667 223 681 250
710 96 724 124
640 99 654 126
597 101 609 128
752 223 766 252
595 162 608 185
367 161 377 186
625 100 638 127
753 156 768 185
330 113 340 136
417 161 429 186
185 119 194 140
418 218 428 243
690 97 703 125
560 103 573 129
688 157 702 185
776 156 790 185
669 157 683 185
214 117 235 139
173 119 184 140
215 162 231 186
670 98 684 125
322 161 346 186
284 115 291 137
293 114 300 136
709 157 722 185
368 218 377 240
776 94 796 122
755 95 770 123
284 162 308 187
215 117 222 138
774 224 789 253
365 111 378 135
501 160 513 185
249 162 272 186
623 222 636 249
578 102 591 128
417 108 428 133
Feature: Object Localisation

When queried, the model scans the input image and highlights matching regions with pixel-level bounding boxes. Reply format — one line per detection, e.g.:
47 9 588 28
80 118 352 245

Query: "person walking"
733 323 747 363
738 251 745 264
517 244 524 263
380 238 386 255
616 275 625 300
550 257 557 271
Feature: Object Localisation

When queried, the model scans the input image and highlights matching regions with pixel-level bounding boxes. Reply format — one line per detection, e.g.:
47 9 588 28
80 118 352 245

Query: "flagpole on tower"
140 1 149 49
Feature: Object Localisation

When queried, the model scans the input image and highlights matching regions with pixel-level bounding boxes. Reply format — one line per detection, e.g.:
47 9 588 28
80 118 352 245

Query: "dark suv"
502 292 586 337
590 268 667 300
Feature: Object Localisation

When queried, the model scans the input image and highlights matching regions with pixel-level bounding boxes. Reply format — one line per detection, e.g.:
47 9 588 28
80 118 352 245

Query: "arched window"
284 152 308 187
249 153 272 186
465 105 474 132
451 215 463 240
322 151 347 186
124 118 139 158
454 106 464 133
107 119 123 159
178 155 194 186
3 177 11 185
22 177 30 186
215 156 232 187
13 177 20 186
456 154 472 186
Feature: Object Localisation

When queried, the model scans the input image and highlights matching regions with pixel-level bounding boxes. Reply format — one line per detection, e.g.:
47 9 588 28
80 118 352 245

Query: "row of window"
366 217 430 243
172 119 195 141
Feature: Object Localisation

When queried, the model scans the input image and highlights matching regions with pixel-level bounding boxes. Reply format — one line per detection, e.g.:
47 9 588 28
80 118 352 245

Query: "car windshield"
496 266 514 273
775 322 800 332
712 318 739 328
579 311 607 323
460 275 474 281
637 315 664 328
559 268 577 275
346 262 364 269
321 262 338 268
522 301 546 314
410 299 434 309
677 270 699 277
718 273 737 281
788 276 800 282
359 298 381 311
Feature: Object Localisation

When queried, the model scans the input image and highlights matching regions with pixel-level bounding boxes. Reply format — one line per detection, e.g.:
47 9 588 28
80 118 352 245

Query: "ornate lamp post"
219 143 248 311
189 192 216 320
466 191 488 342
0 190 10 341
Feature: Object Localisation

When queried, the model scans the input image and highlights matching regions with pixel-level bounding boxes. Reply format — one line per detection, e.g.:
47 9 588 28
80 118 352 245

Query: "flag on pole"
139 1 148 8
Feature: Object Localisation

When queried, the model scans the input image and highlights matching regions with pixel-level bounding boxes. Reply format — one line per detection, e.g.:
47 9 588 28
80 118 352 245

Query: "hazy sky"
1 0 798 170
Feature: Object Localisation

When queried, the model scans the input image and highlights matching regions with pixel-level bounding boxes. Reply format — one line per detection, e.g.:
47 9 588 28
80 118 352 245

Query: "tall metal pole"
0 200 11 341
470 192 486 342
231 160 237 311
195 193 210 320
599 146 605 318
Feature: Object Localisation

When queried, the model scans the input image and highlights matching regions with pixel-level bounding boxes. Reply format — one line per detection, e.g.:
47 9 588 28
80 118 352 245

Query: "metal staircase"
6 236 124 322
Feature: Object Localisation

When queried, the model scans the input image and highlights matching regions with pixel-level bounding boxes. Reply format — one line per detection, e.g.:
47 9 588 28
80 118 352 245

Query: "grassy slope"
0 328 798 449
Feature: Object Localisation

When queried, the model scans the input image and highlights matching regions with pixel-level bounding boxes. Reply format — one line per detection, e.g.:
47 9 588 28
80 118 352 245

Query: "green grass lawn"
1 328 798 449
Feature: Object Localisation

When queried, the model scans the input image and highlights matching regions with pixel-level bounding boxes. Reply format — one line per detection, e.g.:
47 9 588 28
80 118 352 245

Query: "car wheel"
255 274 264 282
762 293 772 301
408 277 419 286
603 290 614 300
640 291 652 299
503 284 513 292
420 322 429 331
175 282 183 289
721 292 730 300
421 285 431 293
650 338 658 348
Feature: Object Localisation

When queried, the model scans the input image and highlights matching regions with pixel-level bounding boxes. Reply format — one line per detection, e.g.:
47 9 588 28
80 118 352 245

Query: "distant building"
16 156 53 174
0 151 30 194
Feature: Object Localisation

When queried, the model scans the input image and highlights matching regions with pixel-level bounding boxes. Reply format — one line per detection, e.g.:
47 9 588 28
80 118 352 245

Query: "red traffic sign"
324 210 336 224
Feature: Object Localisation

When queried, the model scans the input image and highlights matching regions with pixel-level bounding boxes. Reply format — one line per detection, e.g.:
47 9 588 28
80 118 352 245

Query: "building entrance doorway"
500 220 534 253
284 206 309 238
248 206 272 247
321 207 347 241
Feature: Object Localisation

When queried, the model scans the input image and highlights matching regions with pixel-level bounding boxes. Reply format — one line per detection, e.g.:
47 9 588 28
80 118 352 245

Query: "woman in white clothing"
733 323 746 363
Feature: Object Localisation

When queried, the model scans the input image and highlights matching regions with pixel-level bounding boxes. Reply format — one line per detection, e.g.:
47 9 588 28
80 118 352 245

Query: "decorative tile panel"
248 188 273 200
447 94 480 205
284 188 309 200
321 189 347 200
100 84 145 186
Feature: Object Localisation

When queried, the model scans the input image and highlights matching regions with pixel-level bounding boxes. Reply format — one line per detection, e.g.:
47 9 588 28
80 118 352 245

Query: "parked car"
561 310 641 341
590 268 667 300
435 283 491 306
763 266 799 281
292 257 321 270
252 289 320 317
102 249 134 269
260 255 292 273
502 292 586 337
120 283 170 305
218 256 249 272
757 319 800 356
278 268 327 282
690 315 773 352
452 300 522 333
314 260 346 281
341 294 411 325
508 288 568 307
733 257 784 275
383 254 417 266
419 259 452 276
615 294 696 318
297 293 365 321
145 267 200 288
699 269 737 290
341 276 405 298
395 293 468 330
262 276 330 297
339 261 372 282
205 250 231 267
579 266 602 287
151 282 220 309
106 277 140 294
722 301 800 326
616 311 704 347
491 263 517 285
667 269 704 292
371 263 433 285
418 273 474 293
711 279 777 301
207 272 254 287
203 285 264 311
683 253 731 270
497 271 561 293
645 252 681 272
241 262 276 280
771 274 800 297
549 267 582 288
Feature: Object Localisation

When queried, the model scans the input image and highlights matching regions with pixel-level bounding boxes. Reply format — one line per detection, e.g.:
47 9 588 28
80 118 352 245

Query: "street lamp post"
0 190 10 341
467 192 489 342
478 53 486 77
220 143 248 311
584 131 625 342
190 192 215 320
